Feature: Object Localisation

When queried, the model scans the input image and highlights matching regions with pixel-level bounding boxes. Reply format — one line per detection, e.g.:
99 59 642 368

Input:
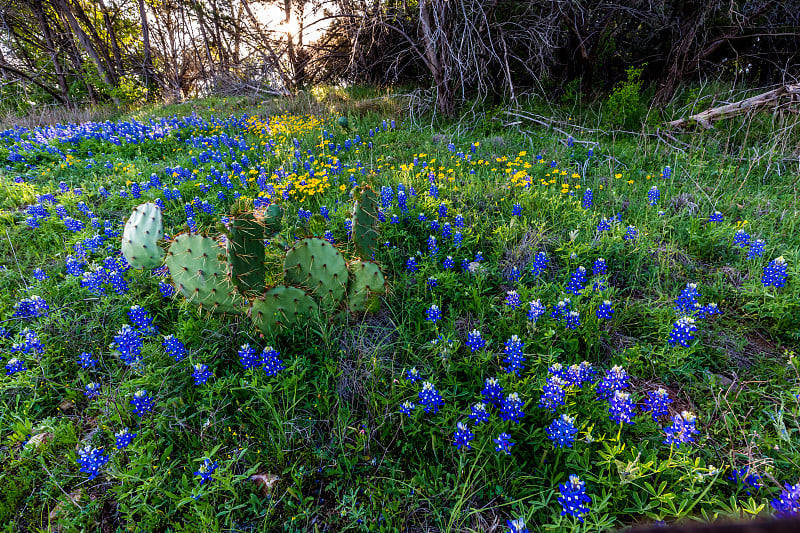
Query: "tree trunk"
98 0 124 75
138 0 155 97
35 4 71 106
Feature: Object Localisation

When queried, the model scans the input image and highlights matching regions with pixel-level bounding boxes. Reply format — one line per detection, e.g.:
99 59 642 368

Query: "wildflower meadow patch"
0 98 799 531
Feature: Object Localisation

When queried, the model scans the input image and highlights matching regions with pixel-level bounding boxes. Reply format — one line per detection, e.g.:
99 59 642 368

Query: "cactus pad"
347 260 386 312
284 238 348 310
353 186 379 260
263 203 283 234
165 234 244 314
228 213 266 296
249 285 317 334
121 202 164 269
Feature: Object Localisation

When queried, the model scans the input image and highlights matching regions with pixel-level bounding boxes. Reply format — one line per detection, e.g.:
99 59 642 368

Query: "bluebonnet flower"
582 188 593 209
406 257 419 273
65 255 85 277
128 305 157 336
530 252 549 276
115 428 136 449
547 414 579 448
418 381 444 413
623 225 638 241
733 229 750 248
77 446 110 480
397 191 408 213
443 256 454 269
130 390 155 417
648 186 660 206
565 362 596 388
345 218 353 237
84 382 102 399
158 281 175 298
261 346 285 376
505 517 529 533
504 291 521 310
441 222 452 239
426 304 442 323
559 475 591 521
596 366 629 400
453 231 463 248
466 329 486 353
695 302 722 319
78 352 98 368
399 401 415 416
5 358 27 375
468 403 491 424
427 235 438 255
162 335 186 362
597 218 612 232
11 328 44 356
565 267 587 296
539 376 568 412
596 300 614 320
668 317 697 348
438 202 448 218
565 310 581 330
238 343 259 370
503 335 525 375
427 277 438 288
33 268 48 281
500 392 525 423
642 388 672 420
191 363 212 385
663 411 699 448
551 298 571 322
107 271 128 295
709 211 723 223
430 220 440 233
674 283 701 315
527 300 546 323
481 377 504 408
512 203 522 216
592 258 607 277
729 467 762 495
507 266 522 283
494 432 515 455
747 238 766 259
194 459 219 485
770 482 800 518
324 231 335 244
762 257 788 289
549 362 568 379
608 390 636 425
662 166 672 179
453 421 475 450
454 214 465 228
12 295 49 320
405 368 422 383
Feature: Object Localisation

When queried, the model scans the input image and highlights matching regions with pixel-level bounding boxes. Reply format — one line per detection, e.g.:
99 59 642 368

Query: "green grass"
0 88 799 532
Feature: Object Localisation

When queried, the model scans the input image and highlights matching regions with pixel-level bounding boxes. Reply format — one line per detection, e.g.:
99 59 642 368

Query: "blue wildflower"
762 257 788 289
733 229 750 248
500 392 525 423
709 211 723 223
238 343 259 370
623 225 638 241
663 411 699 448
530 252 549 276
771 482 800 518
596 366 629 400
130 390 155 417
505 517 529 533
608 390 636 425
547 414 579 448
596 300 614 320
84 382 102 399
162 335 186 362
32 268 48 281
592 258 607 277
539 376 567 412
512 203 522 216
418 381 444 413
194 459 218 485
77 446 110 480
565 266 587 295
565 310 581 330
668 317 697 348
647 186 660 206
504 291 521 310
481 377 504 408
261 346 285 376
747 238 766 259
399 401 415 416
559 474 591 521
468 403 491 424
406 257 419 272
494 432 515 455
453 421 475 450
597 218 611 232
566 362 596 388
674 283 701 315
158 281 175 298
642 388 672 420
527 299 546 323
78 352 98 368
466 329 486 353
112 325 142 365
115 428 136 449
425 304 442 323
5 358 27 375
582 188 593 209
729 467 762 495
191 363 212 385
503 335 525 375
405 367 422 383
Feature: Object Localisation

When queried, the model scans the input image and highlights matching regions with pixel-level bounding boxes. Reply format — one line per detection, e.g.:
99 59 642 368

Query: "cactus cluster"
121 202 164 269
125 192 387 337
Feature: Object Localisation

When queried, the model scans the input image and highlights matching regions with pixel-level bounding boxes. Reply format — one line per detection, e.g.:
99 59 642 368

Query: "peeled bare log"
667 85 800 129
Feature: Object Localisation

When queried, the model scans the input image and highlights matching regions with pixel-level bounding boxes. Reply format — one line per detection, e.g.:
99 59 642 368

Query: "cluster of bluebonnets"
1 109 797 528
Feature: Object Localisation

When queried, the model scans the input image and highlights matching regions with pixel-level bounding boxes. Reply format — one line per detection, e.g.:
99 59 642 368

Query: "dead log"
667 84 800 129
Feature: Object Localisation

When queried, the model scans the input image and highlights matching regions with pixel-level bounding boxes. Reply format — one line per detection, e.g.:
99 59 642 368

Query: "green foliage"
605 66 645 128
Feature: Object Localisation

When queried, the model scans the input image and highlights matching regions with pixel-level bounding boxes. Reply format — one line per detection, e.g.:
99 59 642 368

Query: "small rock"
251 473 279 497
24 432 53 450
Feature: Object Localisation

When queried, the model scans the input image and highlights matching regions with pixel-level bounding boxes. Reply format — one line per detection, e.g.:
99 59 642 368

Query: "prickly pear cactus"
284 238 348 310
165 234 244 314
263 203 283 235
347 260 386 313
249 285 317 334
353 186 379 260
121 202 164 269
228 213 266 297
